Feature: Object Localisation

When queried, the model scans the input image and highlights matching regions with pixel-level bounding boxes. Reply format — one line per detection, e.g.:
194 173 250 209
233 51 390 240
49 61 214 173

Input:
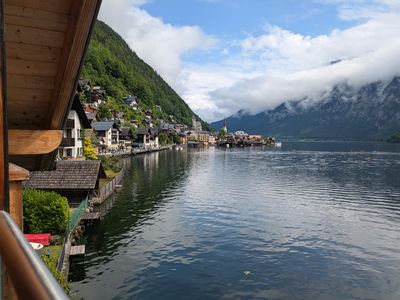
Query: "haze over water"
72 142 400 299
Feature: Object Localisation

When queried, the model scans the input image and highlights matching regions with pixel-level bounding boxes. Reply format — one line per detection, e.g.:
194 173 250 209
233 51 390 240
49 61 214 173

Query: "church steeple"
222 118 228 133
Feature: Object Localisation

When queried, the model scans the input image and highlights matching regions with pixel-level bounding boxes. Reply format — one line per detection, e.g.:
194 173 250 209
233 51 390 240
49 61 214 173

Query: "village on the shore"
0 1 284 294
77 80 278 156
20 80 280 289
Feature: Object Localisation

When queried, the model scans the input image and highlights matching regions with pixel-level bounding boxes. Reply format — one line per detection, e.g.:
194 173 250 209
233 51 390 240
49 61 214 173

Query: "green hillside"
81 20 207 128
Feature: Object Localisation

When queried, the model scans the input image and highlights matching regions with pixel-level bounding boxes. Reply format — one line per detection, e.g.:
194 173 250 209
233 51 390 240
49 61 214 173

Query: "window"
66 129 72 138
77 129 83 140
66 149 72 157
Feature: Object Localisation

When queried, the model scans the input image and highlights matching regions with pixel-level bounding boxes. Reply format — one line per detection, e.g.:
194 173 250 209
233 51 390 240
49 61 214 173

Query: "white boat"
29 242 43 250
275 142 282 147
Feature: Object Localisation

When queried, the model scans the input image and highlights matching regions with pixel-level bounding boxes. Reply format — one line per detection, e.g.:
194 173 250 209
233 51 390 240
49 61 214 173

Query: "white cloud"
98 0 216 94
210 8 400 120
99 0 400 122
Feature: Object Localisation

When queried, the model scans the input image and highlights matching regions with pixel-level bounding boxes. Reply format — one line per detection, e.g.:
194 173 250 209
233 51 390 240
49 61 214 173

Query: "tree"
83 136 98 160
97 102 112 120
218 128 227 139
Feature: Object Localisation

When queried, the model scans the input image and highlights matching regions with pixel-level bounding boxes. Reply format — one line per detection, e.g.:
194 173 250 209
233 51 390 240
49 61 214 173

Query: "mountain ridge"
81 20 208 128
211 77 400 140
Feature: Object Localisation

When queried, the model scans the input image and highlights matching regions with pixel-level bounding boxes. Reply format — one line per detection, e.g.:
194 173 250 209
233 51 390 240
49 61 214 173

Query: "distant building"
234 130 247 137
123 95 138 110
58 96 91 159
135 128 159 149
160 120 175 132
198 132 210 146
248 134 262 141
192 116 202 131
187 130 199 141
208 135 216 145
179 133 188 144
85 111 97 124
119 127 134 149
92 121 120 149
222 119 228 134
92 86 106 101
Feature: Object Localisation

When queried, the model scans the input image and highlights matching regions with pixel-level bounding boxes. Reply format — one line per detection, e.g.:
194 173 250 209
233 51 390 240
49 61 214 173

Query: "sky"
98 0 400 122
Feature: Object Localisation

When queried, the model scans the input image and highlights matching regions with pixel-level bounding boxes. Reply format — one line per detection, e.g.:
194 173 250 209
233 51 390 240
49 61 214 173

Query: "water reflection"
72 143 400 300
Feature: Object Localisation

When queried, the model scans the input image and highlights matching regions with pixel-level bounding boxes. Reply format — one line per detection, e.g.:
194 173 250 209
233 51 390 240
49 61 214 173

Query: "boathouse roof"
23 160 106 190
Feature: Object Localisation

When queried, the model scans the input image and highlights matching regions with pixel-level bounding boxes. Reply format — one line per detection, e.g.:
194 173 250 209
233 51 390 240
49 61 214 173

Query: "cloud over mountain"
99 0 400 122
211 9 400 117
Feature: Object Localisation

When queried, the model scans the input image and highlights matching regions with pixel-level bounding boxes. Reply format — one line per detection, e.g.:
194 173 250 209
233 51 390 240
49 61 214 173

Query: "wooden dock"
70 245 85 256
82 212 100 220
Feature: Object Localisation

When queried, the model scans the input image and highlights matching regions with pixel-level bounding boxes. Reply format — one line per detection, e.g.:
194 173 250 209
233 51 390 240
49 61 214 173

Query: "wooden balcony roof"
5 0 102 170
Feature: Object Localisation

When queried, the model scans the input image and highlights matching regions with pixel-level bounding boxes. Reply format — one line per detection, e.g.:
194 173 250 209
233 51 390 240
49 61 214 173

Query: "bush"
101 156 121 174
42 255 70 295
83 135 98 160
23 189 70 235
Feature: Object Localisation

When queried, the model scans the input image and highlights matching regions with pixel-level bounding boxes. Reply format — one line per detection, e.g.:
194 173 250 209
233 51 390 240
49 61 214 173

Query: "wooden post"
8 163 29 229
0 0 11 297
3 164 28 299
0 0 8 213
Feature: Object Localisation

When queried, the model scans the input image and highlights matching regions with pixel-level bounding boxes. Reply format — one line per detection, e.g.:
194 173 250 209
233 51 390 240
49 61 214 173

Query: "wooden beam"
8 129 62 155
9 162 28 181
0 0 8 211
46 0 102 130
6 42 61 63
4 0 73 15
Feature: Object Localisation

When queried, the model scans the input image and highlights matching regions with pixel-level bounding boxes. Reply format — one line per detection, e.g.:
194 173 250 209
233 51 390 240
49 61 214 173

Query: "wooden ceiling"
4 0 102 170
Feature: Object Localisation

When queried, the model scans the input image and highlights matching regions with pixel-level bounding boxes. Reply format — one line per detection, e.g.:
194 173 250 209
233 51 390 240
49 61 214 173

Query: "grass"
46 244 62 262
40 243 71 294
105 169 119 179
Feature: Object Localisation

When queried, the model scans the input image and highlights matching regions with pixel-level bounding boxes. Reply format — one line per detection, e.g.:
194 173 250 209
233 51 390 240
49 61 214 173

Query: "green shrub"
23 189 70 235
42 255 70 295
101 156 121 173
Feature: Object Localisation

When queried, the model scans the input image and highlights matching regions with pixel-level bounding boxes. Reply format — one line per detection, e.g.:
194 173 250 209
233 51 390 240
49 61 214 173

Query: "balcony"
65 119 75 129
60 138 75 147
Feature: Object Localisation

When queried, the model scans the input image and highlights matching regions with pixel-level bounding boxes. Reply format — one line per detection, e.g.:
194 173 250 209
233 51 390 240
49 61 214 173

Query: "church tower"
222 118 228 133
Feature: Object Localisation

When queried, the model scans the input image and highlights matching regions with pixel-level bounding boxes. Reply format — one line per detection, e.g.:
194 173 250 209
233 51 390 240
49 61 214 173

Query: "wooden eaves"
0 1 102 299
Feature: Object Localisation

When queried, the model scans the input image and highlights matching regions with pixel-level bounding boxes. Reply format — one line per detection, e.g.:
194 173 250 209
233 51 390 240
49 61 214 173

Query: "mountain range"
211 77 400 140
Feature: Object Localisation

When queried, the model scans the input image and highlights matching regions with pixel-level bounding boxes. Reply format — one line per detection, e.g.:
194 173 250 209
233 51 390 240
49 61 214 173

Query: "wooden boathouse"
23 160 106 205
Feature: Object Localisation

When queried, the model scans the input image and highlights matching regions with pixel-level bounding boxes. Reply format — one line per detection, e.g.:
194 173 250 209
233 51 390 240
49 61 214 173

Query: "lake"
71 142 400 300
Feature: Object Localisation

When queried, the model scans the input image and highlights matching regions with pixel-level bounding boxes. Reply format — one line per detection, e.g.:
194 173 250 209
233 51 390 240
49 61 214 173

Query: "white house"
135 128 159 149
124 95 138 110
58 96 91 159
92 121 120 150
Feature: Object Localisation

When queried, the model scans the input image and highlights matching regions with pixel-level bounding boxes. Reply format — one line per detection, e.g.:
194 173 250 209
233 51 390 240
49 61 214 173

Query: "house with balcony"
135 127 160 149
120 127 135 150
92 121 121 150
58 96 91 159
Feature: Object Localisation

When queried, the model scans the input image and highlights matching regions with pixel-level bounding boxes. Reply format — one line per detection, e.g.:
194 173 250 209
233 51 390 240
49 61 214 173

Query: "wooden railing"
98 168 125 204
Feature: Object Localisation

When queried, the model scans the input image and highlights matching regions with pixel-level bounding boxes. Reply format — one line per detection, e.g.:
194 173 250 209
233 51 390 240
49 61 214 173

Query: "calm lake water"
71 142 400 300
